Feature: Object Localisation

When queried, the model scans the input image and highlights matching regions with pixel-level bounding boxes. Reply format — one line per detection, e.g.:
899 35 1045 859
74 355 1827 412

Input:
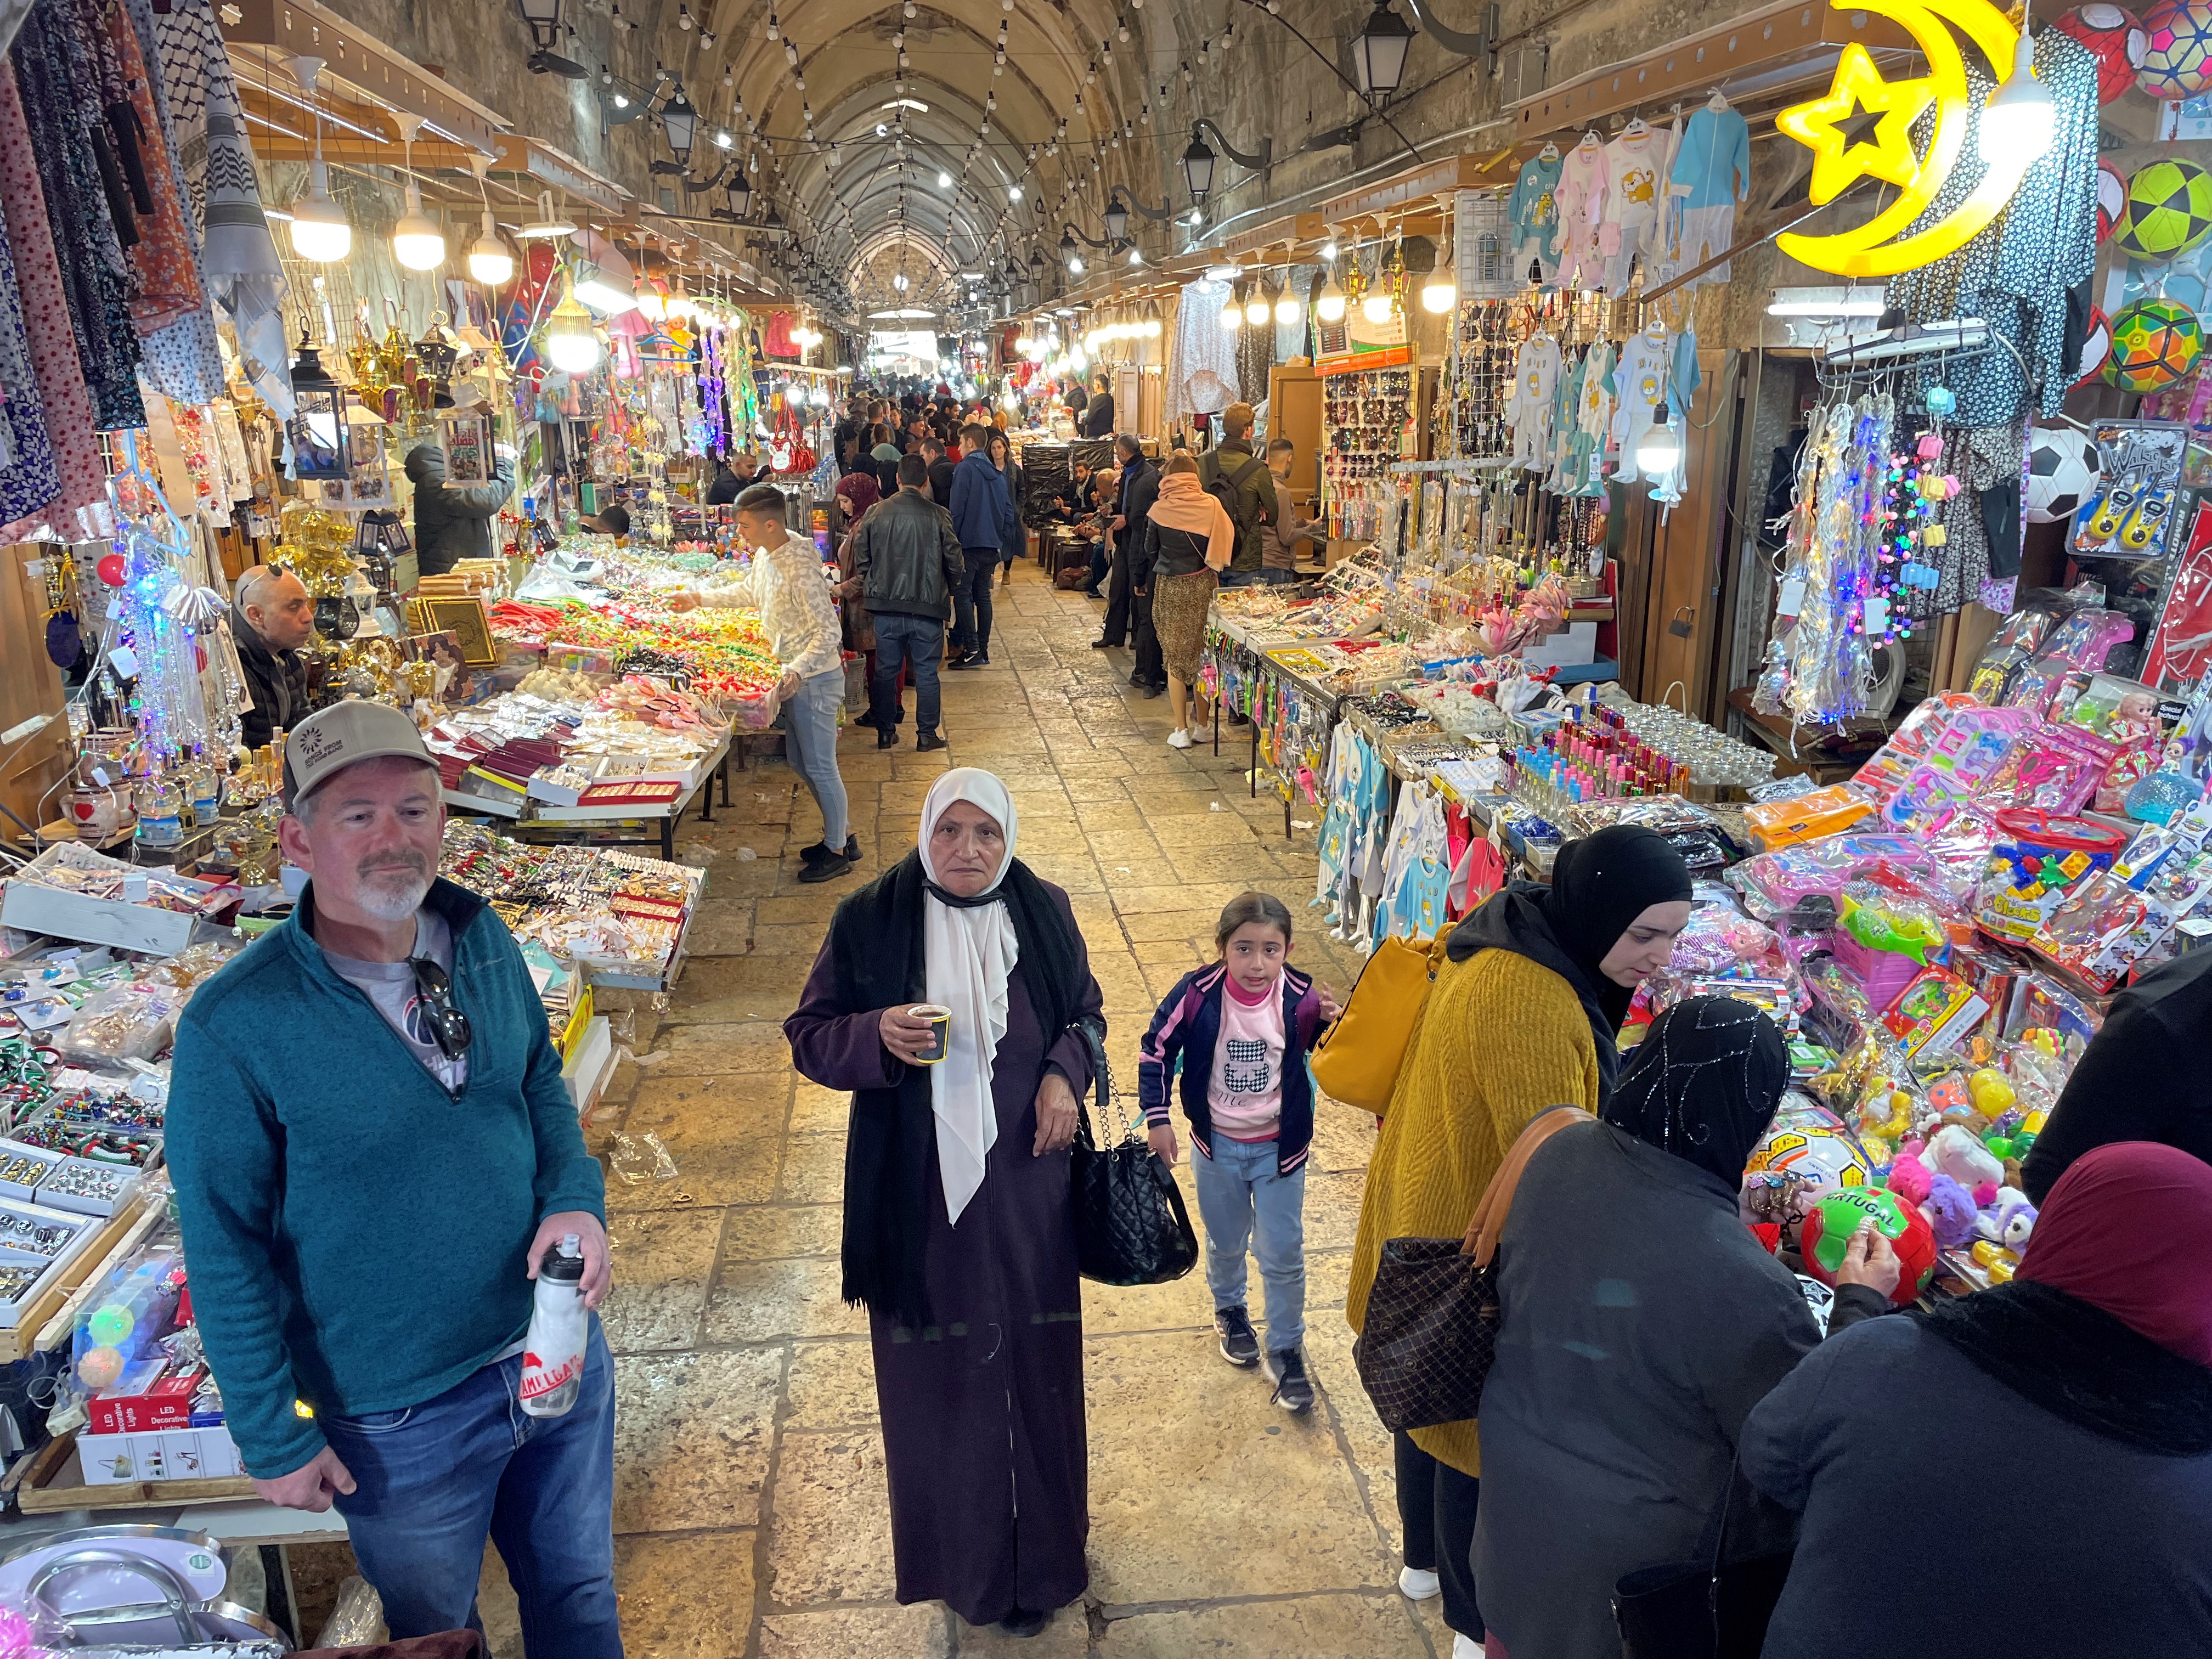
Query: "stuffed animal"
1929 1124 2004 1192
1921 1172 1980 1250
1977 1186 2038 1252
1885 1147 1933 1205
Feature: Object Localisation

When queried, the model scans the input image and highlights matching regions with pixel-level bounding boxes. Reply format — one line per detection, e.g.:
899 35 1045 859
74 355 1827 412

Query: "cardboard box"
1520 622 1599 669
79 1429 164 1485
89 1367 204 1436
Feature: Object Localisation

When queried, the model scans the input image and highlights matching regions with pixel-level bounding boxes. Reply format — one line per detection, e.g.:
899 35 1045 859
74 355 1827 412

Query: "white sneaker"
1452 1635 1486 1659
1398 1566 1441 1602
1166 728 1193 749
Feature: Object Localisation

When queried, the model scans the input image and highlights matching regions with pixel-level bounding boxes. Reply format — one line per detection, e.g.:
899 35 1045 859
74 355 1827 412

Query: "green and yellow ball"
2104 296 2204 392
2115 159 2212 261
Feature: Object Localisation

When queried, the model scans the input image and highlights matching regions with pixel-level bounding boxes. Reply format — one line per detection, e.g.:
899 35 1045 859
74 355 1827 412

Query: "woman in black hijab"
1471 998 1898 1659
1347 825 1696 1656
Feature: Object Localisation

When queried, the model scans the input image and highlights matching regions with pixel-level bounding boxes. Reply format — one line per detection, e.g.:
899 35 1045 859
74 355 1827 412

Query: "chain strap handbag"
1068 1015 1200 1286
1352 1104 1592 1433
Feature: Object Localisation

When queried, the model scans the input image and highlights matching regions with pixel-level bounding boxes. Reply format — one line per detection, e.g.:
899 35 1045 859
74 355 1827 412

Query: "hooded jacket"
404 442 516 577
948 447 1016 551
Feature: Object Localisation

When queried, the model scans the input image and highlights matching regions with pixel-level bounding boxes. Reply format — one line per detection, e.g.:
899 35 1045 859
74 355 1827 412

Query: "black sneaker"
1267 1346 1313 1412
1215 1305 1260 1368
876 727 900 749
916 732 949 752
799 836 857 867
797 852 853 884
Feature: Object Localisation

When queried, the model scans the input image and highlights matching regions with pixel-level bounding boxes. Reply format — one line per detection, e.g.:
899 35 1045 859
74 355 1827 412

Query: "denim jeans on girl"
1192 1136 1307 1355
782 664 850 848
324 1317 619 1658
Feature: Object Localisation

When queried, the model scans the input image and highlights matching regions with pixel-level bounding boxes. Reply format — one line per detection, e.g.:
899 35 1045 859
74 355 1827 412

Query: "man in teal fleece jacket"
168 702 617 1657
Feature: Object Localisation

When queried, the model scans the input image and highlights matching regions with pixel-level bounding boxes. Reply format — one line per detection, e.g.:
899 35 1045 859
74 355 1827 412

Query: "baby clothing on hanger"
1554 138 1609 291
1574 341 1617 495
1600 127 1670 291
1509 150 1566 285
1508 332 1562 470
1668 103 1751 287
1609 328 1672 483
1647 325 1703 505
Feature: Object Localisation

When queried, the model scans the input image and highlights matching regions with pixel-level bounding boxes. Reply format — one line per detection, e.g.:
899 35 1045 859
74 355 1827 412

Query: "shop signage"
1775 0 2027 278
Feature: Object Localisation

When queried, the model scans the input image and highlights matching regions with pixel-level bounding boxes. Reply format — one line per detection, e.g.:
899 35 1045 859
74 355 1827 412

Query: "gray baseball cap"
284 701 439 809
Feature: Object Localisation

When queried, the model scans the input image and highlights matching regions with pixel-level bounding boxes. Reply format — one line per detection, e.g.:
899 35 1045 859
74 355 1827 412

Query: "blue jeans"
953 550 996 656
1192 1135 1306 1353
1217 567 1261 589
1086 539 1110 591
872 611 944 735
325 1318 618 1658
782 664 849 847
1251 566 1297 586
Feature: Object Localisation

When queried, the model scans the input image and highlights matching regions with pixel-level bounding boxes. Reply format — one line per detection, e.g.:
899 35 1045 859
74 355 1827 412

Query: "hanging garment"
1608 329 1670 482
0 71 104 535
117 0 223 404
1167 279 1240 419
1647 327 1702 506
1600 128 1669 292
1574 342 1617 495
1509 151 1565 285
1548 347 1585 490
0 200 58 524
10 0 145 428
1509 333 1562 471
1670 104 1751 210
1554 138 1609 291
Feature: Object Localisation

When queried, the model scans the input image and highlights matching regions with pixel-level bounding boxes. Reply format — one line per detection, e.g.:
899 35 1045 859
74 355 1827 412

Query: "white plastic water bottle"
519 1234 588 1418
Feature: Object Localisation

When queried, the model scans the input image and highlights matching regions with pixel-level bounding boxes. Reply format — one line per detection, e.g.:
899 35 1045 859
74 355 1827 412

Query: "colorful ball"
95 553 125 586
2027 424 2103 523
2105 296 2205 391
2076 306 2114 387
2060 4 2152 99
1741 1098 1873 1223
1801 1187 1937 1306
2138 0 2212 96
2098 162 2128 242
2115 159 2212 260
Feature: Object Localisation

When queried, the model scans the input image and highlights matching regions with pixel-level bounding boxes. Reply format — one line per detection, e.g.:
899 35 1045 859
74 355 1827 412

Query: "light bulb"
938 170 952 187
1634 417 1683 477
392 183 445 271
1144 318 1161 338
1245 298 1269 326
467 210 512 286
1979 35 2056 168
1361 291 1394 324
1275 294 1301 325
290 161 351 263
1316 276 1346 323
1421 275 1455 313
545 273 602 373
1220 296 1242 331
1128 246 1144 266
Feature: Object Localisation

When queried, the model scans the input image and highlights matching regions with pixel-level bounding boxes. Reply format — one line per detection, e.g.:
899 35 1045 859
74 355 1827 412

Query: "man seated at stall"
232 563 314 751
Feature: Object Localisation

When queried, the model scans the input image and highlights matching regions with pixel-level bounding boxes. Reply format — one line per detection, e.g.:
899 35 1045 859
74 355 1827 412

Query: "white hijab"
919 769 1021 1224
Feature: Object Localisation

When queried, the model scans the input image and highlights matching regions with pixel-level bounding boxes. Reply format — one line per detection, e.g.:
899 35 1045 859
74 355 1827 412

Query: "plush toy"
1885 1147 1934 1205
1921 1172 1981 1250
1929 1124 2005 1191
1977 1186 2039 1252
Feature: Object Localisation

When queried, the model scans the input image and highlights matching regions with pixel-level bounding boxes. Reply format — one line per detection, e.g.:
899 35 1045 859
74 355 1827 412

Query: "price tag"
1861 596 1890 636
109 646 140 679
1776 577 1806 619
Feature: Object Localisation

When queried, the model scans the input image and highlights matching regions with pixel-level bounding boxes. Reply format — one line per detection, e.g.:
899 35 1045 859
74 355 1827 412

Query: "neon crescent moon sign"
1775 0 2030 278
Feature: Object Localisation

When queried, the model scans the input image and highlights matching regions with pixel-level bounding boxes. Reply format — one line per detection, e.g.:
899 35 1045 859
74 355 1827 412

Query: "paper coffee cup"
910 1004 951 1064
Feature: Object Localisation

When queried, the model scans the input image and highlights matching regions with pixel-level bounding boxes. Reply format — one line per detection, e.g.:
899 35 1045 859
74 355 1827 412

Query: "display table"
444 736 734 861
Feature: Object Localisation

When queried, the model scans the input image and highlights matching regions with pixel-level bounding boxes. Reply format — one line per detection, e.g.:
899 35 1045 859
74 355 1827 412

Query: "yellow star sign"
1777 44 1938 206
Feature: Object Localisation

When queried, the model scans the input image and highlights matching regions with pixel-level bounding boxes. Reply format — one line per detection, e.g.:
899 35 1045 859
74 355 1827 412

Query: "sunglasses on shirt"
408 956 473 1062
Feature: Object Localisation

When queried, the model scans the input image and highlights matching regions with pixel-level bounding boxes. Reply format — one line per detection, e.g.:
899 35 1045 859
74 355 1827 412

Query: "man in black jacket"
1095 436 1156 657
921 438 957 508
851 453 966 751
232 565 314 750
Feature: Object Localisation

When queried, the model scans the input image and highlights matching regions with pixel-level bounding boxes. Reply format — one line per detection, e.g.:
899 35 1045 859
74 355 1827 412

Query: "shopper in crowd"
1198 402 1279 591
1347 824 1694 1658
1142 893 1340 1412
988 429 1026 589
1147 453 1234 749
1063 378 1088 421
230 564 313 751
404 436 517 578
1472 996 1900 1659
948 421 1015 669
835 398 871 473
871 426 904 498
851 452 963 753
578 504 630 538
787 768 1107 1640
705 450 744 506
168 702 616 1654
921 437 957 508
1743 1141 2212 1657
2021 949 2212 1201
834 468 881 541
1260 438 1324 584
668 486 855 881
1082 373 1115 439
1096 436 1154 640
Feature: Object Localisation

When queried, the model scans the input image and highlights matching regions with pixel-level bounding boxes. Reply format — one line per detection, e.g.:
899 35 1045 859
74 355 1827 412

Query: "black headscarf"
1601 995 1790 1185
1444 824 1692 1102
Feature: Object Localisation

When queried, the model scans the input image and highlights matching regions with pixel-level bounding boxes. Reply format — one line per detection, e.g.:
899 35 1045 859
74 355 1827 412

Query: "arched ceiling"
600 0 1244 324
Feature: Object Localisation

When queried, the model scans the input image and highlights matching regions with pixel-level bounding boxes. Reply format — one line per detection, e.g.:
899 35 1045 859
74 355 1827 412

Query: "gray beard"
354 866 432 922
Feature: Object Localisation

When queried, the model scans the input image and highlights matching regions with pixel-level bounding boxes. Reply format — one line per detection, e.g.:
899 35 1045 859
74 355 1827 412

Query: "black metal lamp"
656 89 698 175
1103 195 1129 243
1352 0 1415 97
1181 127 1216 201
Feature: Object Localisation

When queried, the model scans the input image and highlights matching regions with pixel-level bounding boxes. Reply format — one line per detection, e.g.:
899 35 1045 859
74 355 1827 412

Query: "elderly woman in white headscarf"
786 769 1105 1642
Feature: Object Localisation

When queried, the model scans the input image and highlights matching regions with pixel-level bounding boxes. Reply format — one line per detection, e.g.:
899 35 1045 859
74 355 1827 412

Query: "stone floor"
502 563 1452 1658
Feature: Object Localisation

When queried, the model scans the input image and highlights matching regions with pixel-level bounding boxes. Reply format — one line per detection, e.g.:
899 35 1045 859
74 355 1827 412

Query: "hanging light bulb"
1979 33 2056 167
467 208 513 285
1245 295 1269 326
391 118 445 270
291 161 351 262
1316 269 1347 323
1634 415 1683 477
1274 290 1301 325
1220 291 1242 331
1421 234 1456 313
1362 289 1395 324
545 269 602 373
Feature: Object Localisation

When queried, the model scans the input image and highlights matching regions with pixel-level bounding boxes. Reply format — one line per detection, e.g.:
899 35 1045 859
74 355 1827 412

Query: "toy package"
1972 809 2132 945
1743 784 1876 853
1880 966 1993 1059
1878 706 2034 834
2032 802 2212 990
2142 501 2212 689
2072 420 2188 563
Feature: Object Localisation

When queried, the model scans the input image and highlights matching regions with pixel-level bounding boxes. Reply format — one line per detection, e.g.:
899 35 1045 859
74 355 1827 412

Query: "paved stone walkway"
527 563 1448 1657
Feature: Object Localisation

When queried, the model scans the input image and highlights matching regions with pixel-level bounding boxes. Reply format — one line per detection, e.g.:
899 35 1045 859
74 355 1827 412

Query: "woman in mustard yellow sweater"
1347 826 1693 1657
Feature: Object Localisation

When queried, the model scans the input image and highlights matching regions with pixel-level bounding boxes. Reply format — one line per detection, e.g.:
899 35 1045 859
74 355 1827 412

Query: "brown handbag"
1352 1104 1592 1433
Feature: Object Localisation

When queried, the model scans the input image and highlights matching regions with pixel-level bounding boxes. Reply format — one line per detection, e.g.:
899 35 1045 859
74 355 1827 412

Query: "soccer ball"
1800 1189 1937 1306
1741 1098 1872 1223
2098 162 2127 242
2026 425 2102 524
2138 0 2212 97
2114 159 2212 260
2075 306 2113 386
2059 3 2151 101
2104 296 2205 391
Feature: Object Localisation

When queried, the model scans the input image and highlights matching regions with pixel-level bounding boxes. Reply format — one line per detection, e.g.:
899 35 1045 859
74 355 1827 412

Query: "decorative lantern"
286 328 352 481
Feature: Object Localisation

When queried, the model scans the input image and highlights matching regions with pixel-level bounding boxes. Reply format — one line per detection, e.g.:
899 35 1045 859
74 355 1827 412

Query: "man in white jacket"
670 486 855 882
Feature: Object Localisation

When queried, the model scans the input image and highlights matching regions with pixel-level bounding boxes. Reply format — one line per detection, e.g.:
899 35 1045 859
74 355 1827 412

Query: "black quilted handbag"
1068 1017 1199 1286
1353 1104 1589 1432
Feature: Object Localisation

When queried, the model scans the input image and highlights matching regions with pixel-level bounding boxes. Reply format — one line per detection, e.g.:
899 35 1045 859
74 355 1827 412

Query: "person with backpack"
1146 454 1235 749
1198 403 1280 589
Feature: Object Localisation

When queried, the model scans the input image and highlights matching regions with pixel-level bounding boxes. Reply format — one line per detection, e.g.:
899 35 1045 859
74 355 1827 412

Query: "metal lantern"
1058 227 1081 268
1103 195 1129 243
661 89 698 167
516 0 560 49
1352 0 1414 97
1181 127 1217 201
286 330 352 482
1028 250 1046 280
727 179 754 219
